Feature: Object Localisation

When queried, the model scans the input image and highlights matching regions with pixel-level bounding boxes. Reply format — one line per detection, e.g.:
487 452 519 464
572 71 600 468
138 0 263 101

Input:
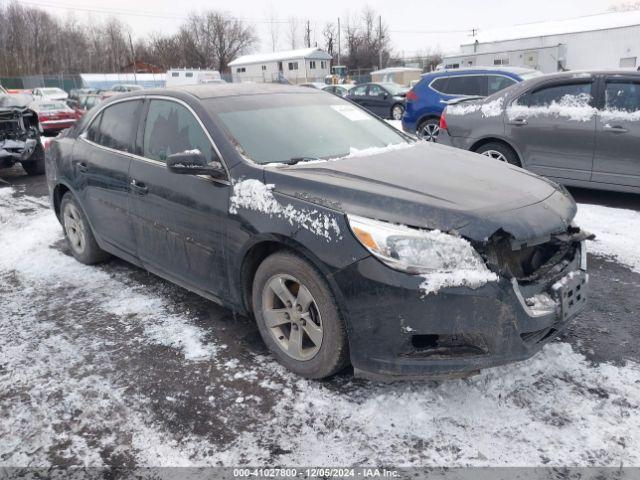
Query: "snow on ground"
1 185 640 467
576 203 640 274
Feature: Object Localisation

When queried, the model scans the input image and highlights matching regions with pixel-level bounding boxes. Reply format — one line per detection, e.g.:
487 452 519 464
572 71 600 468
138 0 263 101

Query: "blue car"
402 67 542 141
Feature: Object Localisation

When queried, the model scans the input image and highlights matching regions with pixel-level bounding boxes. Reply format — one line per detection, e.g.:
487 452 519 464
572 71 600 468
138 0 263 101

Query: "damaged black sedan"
0 94 45 176
46 84 589 380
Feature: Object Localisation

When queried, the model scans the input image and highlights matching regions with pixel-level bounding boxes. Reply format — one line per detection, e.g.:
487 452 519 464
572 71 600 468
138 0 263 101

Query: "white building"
228 47 332 83
442 11 640 73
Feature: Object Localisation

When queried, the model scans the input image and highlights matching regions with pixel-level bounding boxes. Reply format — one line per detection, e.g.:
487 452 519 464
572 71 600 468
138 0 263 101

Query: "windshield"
381 83 408 95
36 102 67 111
0 94 33 108
41 88 63 95
207 93 409 165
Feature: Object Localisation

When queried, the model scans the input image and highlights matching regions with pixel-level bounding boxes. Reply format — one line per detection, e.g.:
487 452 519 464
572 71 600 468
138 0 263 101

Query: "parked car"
438 70 640 194
69 88 99 101
32 87 69 101
0 94 44 175
322 84 352 97
299 82 326 90
67 94 104 119
30 100 77 134
346 82 408 120
47 84 589 380
110 84 144 93
402 67 542 141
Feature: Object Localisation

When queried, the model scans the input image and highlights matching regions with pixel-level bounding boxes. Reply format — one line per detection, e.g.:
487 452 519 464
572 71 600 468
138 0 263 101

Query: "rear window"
487 76 517 95
87 100 143 153
443 76 484 96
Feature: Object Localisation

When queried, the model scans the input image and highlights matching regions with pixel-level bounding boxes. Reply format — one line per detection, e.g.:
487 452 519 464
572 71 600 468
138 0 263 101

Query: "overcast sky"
21 0 624 56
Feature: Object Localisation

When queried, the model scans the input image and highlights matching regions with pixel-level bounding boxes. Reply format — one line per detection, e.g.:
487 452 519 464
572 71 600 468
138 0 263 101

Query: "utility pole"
337 17 341 66
305 20 311 48
378 15 384 70
128 33 138 85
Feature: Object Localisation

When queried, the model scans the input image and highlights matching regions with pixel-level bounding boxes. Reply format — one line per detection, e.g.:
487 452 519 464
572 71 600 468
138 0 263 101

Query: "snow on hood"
229 179 342 241
507 93 596 122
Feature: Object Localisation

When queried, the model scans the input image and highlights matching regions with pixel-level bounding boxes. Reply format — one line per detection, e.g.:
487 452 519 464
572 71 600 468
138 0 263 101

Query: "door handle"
76 161 88 173
130 179 148 195
508 117 528 126
603 124 628 134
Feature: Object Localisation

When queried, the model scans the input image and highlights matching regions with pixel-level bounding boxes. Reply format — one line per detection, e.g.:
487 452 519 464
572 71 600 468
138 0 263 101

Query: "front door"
73 99 143 256
506 80 596 181
592 77 640 188
128 98 230 299
366 84 389 118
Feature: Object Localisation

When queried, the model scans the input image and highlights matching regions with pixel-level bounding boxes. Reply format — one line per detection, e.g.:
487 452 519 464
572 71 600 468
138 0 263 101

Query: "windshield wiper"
284 156 320 165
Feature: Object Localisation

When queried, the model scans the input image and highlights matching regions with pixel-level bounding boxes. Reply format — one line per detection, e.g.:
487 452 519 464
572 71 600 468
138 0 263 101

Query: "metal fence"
0 74 84 92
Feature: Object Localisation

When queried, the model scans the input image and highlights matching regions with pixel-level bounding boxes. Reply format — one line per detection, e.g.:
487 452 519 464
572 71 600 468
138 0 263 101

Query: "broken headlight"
347 214 488 274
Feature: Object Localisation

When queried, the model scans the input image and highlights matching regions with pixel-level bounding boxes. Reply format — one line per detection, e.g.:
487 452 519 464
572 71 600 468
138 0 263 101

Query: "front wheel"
21 143 45 176
391 104 405 120
252 251 349 379
475 142 521 167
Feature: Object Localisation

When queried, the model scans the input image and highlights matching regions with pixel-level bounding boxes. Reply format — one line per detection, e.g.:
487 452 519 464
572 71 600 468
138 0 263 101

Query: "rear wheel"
391 104 405 120
60 193 110 264
21 143 45 176
475 142 521 167
417 118 440 142
252 251 349 379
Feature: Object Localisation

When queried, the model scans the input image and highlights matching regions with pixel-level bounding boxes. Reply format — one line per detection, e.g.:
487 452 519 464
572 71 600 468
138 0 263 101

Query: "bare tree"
286 16 299 49
267 6 280 52
322 22 337 58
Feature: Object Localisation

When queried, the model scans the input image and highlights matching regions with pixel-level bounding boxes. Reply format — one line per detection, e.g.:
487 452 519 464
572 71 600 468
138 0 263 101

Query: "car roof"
423 67 537 79
137 83 323 100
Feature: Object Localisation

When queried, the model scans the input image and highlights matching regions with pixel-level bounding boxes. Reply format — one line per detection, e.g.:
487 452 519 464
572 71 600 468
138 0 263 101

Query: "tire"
60 193 110 265
21 143 45 176
252 251 349 379
417 118 440 142
391 103 405 121
475 142 521 167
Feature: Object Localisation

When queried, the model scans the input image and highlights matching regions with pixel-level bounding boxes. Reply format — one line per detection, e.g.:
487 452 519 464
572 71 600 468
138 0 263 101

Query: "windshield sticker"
331 104 371 121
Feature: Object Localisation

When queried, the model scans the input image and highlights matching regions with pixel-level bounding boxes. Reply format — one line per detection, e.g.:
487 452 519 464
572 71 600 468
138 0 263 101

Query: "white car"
32 87 69 101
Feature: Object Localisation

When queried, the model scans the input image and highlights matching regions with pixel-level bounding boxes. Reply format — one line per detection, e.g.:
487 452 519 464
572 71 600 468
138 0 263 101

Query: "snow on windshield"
507 93 596 122
229 179 342 241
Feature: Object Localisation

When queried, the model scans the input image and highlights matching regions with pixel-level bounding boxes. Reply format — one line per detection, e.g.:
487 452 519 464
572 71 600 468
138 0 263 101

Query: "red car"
30 100 77 134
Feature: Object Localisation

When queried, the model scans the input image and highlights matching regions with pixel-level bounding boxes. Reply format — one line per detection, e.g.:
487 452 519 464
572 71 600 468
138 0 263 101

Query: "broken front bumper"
332 241 588 380
0 138 38 167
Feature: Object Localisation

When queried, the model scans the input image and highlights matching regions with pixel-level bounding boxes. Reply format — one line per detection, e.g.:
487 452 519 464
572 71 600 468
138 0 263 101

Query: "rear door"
505 80 596 181
347 84 369 110
128 97 231 299
73 99 143 256
366 84 390 117
592 76 640 188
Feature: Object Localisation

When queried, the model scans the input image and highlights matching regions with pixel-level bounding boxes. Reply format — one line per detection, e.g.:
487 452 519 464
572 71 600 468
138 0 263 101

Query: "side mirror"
167 151 226 178
383 92 389 100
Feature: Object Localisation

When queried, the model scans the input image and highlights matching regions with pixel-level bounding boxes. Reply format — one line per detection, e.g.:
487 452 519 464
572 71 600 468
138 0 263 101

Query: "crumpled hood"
263 142 576 242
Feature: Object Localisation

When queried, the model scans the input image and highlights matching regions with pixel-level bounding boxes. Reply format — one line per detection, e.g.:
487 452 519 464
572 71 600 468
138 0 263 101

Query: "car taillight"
406 90 418 102
440 111 448 131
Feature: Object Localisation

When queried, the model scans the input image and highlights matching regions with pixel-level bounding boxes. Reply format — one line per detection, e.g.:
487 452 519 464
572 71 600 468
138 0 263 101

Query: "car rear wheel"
252 251 349 379
60 193 110 265
21 143 45 176
475 142 521 167
417 118 440 142
391 104 405 120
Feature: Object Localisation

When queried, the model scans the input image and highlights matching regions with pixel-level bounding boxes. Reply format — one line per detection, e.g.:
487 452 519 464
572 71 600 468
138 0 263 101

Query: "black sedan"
46 84 589 380
346 82 408 120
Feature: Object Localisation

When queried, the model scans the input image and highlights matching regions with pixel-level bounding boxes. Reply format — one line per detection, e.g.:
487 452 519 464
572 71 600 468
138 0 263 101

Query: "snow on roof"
228 48 332 66
371 67 422 75
465 10 640 45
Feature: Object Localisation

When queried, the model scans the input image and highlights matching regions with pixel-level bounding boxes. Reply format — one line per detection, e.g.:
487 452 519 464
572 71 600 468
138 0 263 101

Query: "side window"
604 81 640 113
368 85 385 97
487 76 517 95
528 83 592 107
94 100 143 153
351 85 367 96
430 77 448 93
86 112 102 143
143 99 215 163
443 76 484 96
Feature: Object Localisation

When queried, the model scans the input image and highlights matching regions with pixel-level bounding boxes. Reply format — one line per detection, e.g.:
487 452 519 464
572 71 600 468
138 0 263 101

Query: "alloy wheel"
261 274 323 361
392 105 404 121
481 149 508 162
419 123 440 142
63 203 86 255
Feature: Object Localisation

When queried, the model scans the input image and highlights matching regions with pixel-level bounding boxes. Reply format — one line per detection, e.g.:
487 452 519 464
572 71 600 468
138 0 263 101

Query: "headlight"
347 214 489 275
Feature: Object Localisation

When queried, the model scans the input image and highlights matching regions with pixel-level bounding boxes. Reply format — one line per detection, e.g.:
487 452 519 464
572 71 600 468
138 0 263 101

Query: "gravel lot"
1 166 640 468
